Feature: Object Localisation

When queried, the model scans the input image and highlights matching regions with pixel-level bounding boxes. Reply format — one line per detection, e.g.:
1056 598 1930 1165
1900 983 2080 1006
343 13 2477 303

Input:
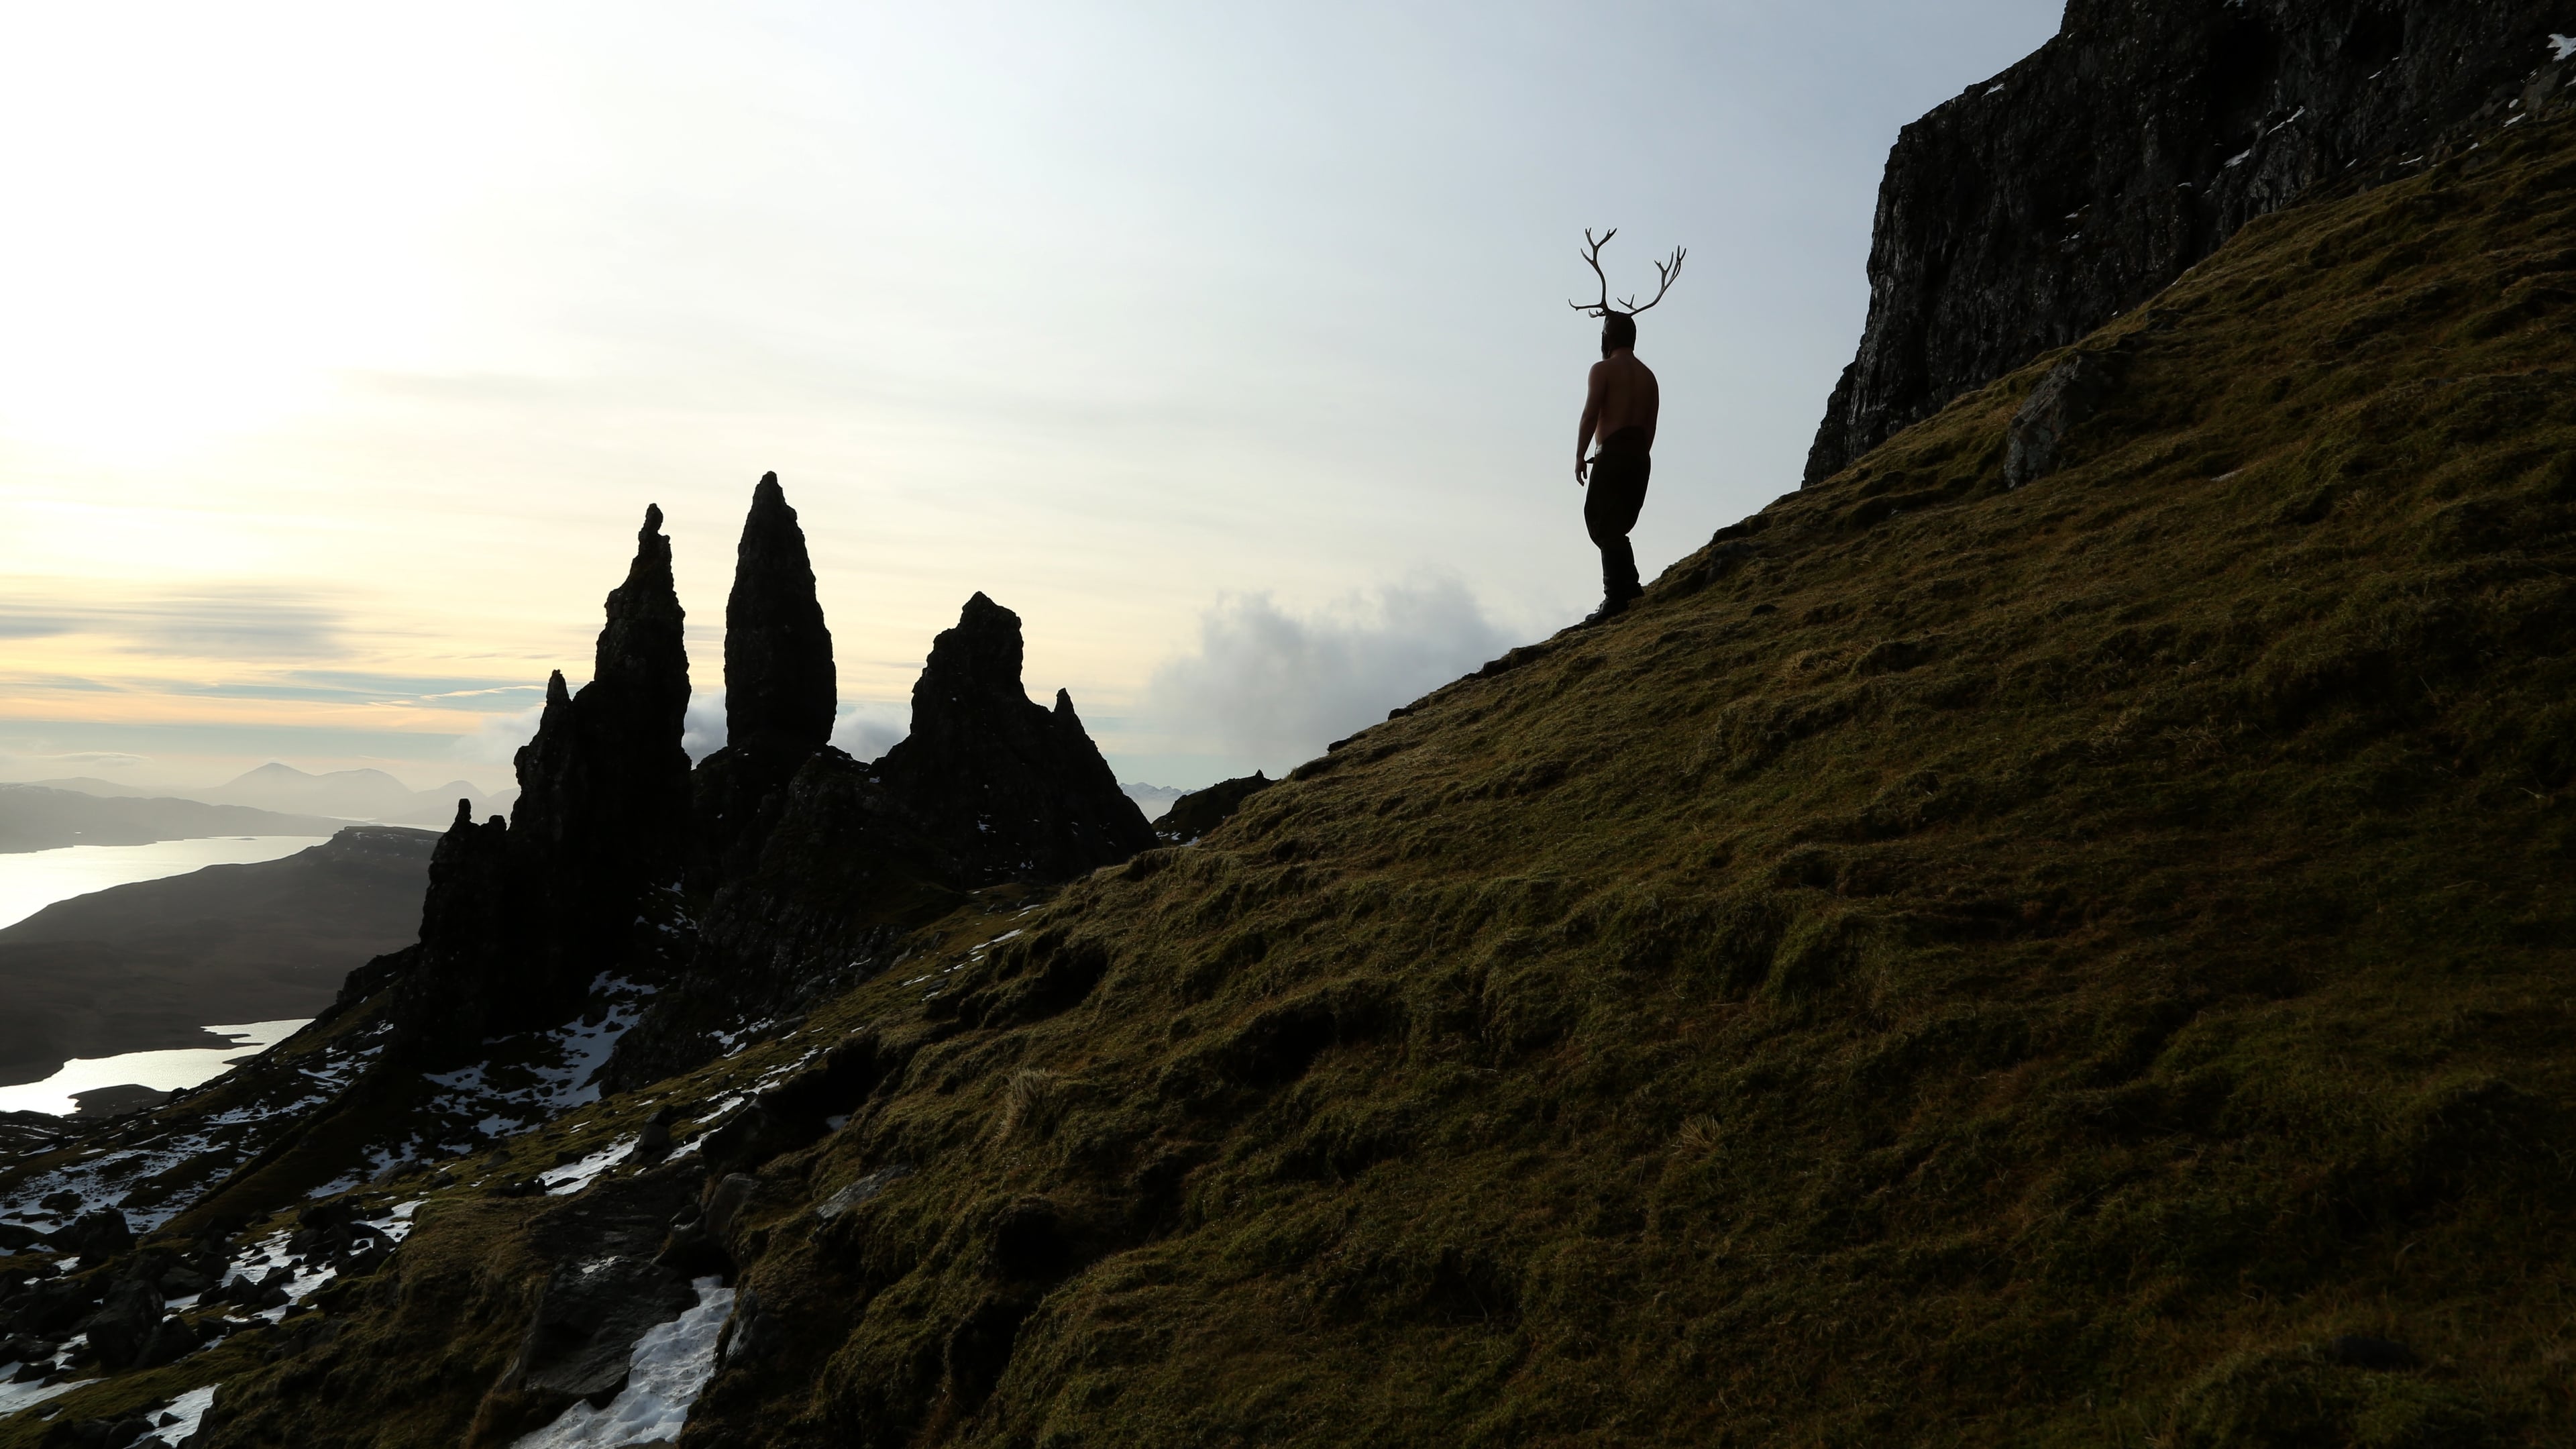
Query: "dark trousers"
1585 430 1652 602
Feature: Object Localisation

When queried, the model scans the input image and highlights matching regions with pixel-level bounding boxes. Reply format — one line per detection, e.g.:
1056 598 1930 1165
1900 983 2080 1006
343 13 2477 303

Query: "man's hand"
1575 453 1591 487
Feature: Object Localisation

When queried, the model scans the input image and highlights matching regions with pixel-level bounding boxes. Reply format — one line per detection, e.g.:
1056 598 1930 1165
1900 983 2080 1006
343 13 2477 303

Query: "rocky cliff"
387 506 696 1059
608 590 1156 1087
875 593 1157 888
1805 0 2575 482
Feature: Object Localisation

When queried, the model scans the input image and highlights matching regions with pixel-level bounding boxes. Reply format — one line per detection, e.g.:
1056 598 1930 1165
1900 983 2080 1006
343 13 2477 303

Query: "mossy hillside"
123 115 2576 1448
690 118 2572 1446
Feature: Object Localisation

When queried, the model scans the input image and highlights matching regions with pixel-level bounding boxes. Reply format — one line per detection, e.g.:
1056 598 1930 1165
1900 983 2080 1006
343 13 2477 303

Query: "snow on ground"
160 1384 219 1441
222 1230 340 1322
0 1024 388 1232
2552 34 2576 62
421 978 653 1144
541 1136 639 1197
508 1277 735 1448
0 1374 97 1419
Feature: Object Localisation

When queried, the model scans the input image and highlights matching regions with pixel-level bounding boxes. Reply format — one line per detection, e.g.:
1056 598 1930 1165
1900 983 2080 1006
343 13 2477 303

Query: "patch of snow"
222 1230 338 1321
0 1375 97 1418
508 1277 735 1448
162 1384 219 1441
2552 34 2576 62
2224 148 2254 168
541 1136 639 1197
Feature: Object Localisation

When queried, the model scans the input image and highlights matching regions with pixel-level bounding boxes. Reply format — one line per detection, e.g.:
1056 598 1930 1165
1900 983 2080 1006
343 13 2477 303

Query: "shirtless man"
1575 309 1660 621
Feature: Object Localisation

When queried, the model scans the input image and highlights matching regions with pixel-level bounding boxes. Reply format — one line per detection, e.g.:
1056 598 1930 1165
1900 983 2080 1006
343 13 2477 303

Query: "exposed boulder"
55 1208 133 1259
877 593 1156 886
78 1279 162 1371
2002 350 2123 487
1806 0 2572 483
475 1167 703 1439
694 473 840 885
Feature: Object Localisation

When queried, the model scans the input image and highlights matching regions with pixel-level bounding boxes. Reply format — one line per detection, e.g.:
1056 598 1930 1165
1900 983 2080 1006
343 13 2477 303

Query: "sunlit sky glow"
1 1 2063 793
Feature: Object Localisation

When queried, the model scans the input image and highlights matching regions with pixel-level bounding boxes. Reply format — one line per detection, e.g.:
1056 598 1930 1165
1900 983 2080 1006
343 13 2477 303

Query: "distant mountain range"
11 762 515 831
1119 782 1186 820
0 786 348 855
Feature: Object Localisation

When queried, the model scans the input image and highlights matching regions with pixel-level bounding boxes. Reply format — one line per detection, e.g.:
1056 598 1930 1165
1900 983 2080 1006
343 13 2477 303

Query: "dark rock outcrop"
388 506 695 1057
55 1208 133 1259
506 504 696 957
1153 772 1275 845
77 1280 162 1371
605 594 1151 1088
1806 0 2573 482
877 593 1156 886
723 473 836 755
2002 349 2124 487
472 1167 703 1441
694 474 839 885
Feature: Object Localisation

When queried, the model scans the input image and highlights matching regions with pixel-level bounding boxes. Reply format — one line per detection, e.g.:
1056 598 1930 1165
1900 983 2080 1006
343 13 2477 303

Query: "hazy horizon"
1 1 2065 794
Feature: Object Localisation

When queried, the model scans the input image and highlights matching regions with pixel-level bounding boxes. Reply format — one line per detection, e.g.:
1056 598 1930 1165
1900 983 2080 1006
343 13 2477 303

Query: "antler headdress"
1569 227 1686 317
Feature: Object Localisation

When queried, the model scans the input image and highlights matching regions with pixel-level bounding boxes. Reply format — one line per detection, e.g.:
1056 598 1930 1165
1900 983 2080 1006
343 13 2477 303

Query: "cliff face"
1804 0 2574 482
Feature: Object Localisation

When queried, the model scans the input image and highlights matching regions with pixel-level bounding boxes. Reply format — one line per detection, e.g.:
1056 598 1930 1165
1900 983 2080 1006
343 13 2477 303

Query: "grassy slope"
73 116 2574 1449
727 116 2576 1448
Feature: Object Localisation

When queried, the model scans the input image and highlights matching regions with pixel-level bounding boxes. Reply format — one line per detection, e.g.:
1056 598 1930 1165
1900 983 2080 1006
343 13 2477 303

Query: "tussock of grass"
76 117 2576 1449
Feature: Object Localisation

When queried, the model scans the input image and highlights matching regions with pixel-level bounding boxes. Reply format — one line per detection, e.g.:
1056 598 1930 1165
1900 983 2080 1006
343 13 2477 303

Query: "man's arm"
1576 362 1604 485
1640 364 1660 452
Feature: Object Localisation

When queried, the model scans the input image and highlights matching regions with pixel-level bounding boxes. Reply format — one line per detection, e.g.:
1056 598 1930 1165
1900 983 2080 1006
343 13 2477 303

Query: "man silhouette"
1576 309 1659 621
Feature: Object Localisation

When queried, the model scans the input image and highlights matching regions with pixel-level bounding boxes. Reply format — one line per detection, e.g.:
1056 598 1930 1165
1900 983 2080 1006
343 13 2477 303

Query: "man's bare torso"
1578 350 1659 480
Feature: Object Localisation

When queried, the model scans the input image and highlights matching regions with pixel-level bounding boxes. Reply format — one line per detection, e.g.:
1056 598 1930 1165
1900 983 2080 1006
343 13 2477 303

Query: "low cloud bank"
1142 580 1515 774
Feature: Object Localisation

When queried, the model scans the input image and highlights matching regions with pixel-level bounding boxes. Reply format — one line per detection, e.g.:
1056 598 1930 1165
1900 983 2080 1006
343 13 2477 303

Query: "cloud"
49 751 147 769
833 700 908 763
453 704 545 765
682 690 726 762
1141 579 1514 771
0 586 346 660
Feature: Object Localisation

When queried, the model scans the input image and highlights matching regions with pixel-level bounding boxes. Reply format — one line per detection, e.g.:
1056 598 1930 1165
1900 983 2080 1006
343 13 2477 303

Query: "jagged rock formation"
11 89 2576 1448
876 592 1156 886
1805 0 2574 482
388 506 695 1057
694 473 841 884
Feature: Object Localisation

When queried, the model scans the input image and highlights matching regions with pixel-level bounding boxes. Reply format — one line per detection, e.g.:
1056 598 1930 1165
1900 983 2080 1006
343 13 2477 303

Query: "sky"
0 1 2065 794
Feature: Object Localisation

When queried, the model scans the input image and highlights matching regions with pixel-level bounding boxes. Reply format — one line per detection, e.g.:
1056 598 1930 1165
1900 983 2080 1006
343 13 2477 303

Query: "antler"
1568 227 1618 315
1621 246 1687 315
1568 229 1686 317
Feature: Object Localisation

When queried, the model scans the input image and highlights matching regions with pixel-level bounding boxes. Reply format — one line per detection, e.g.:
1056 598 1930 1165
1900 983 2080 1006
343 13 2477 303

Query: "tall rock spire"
388 504 696 1057
724 472 837 753
691 474 841 886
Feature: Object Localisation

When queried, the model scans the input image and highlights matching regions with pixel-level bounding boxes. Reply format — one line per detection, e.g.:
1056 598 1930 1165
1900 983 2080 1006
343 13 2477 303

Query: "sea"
0 835 327 931
0 1020 311 1117
0 835 329 1116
